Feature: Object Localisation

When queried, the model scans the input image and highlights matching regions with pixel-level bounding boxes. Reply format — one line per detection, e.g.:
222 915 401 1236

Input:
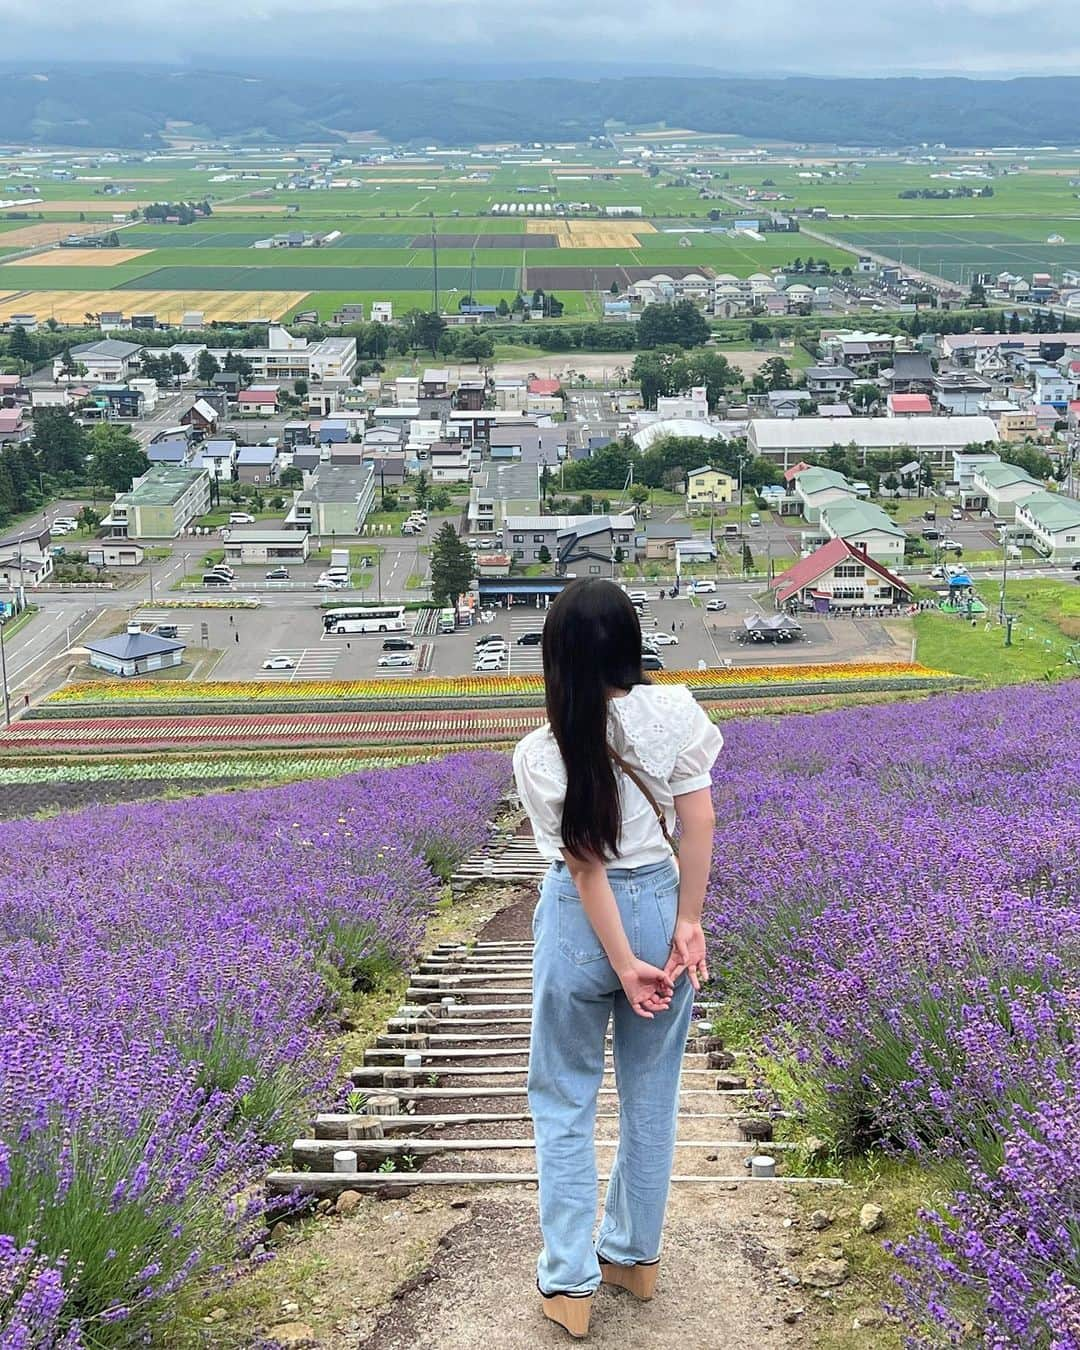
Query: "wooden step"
267 1171 845 1197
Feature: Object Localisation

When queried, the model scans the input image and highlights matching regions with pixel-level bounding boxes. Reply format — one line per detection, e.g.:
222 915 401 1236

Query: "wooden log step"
313 1112 535 1138
362 1047 709 1064
266 1171 845 1197
406 987 534 1001
377 1032 531 1045
345 1084 751 1100
293 1136 798 1168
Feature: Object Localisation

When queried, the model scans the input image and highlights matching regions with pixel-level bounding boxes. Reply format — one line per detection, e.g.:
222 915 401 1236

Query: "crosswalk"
261 647 341 680
134 612 195 639
506 617 544 673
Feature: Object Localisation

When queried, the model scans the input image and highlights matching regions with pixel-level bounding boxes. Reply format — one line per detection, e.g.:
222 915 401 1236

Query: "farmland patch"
10 248 152 267
116 264 522 291
408 233 555 248
0 289 309 323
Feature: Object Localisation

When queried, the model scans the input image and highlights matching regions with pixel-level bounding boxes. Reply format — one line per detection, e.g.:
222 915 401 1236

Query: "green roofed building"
104 465 211 539
1014 491 1080 562
818 498 906 566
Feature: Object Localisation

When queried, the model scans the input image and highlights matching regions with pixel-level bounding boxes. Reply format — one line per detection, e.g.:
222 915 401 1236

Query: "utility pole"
0 617 9 726
431 227 440 317
999 525 1009 625
377 548 383 603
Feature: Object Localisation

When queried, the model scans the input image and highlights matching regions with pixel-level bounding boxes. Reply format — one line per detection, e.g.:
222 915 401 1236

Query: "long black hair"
542 577 645 861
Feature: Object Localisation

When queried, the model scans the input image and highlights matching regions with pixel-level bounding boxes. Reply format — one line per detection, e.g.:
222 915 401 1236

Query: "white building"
748 416 999 471
818 499 906 566
53 339 143 383
1013 491 1080 561
656 387 709 421
969 462 1043 518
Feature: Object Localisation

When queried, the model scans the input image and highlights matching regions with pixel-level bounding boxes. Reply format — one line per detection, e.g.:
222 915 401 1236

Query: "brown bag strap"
609 748 678 854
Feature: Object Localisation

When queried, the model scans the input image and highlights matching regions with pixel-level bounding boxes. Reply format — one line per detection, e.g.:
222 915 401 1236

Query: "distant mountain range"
2 67 1080 149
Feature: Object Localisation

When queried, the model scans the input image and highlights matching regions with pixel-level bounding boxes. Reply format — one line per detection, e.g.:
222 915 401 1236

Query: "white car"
378 654 415 668
313 578 345 591
691 580 717 594
652 632 679 646
625 589 649 603
262 656 296 671
229 512 255 525
706 599 728 612
474 655 505 671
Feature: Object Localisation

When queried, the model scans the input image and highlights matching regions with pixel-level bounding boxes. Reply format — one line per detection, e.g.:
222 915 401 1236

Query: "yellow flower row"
47 663 950 705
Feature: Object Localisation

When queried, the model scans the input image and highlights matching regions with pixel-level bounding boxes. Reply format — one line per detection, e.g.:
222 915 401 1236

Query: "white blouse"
512 683 723 868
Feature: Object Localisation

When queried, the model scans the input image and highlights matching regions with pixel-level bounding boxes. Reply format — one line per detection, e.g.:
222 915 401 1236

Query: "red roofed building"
769 538 912 613
527 378 561 396
237 387 279 415
888 393 933 416
782 460 812 484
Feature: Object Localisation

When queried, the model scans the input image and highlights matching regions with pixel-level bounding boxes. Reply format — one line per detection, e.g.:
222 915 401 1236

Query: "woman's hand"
663 920 709 992
617 959 675 1019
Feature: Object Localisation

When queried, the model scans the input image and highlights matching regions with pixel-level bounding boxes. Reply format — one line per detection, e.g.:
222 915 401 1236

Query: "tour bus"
322 604 407 635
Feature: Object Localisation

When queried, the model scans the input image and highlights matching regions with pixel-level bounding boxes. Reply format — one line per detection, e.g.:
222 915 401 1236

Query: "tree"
609 280 621 296
851 383 881 410
31 407 90 478
88 423 149 492
759 356 791 391
414 470 431 511
1004 443 1053 480
294 377 308 397
170 352 189 384
456 330 495 363
58 348 78 379
429 522 474 607
223 351 253 383
748 321 771 343
496 298 510 317
196 350 221 384
8 325 34 367
279 465 304 488
637 299 710 350
538 544 551 564
77 505 101 531
403 310 446 356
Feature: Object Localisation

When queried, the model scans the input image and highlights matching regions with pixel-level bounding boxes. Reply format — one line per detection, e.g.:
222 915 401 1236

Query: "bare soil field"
10 248 152 267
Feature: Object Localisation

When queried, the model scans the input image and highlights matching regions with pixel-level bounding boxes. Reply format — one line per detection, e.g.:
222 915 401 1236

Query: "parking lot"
151 584 905 684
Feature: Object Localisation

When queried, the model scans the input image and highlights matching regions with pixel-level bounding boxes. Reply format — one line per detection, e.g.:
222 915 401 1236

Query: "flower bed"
0 752 437 785
702 684 1079 1342
0 753 510 1345
45 662 951 707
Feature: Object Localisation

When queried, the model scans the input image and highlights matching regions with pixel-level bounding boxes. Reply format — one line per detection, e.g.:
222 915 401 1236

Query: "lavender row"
702 683 1080 1346
0 751 510 1347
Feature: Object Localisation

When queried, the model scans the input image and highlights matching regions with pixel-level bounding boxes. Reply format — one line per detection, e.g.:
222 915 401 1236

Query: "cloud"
1 0 1078 74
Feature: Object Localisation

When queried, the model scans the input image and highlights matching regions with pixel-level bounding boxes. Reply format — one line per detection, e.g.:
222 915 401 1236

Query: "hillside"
2 67 1080 147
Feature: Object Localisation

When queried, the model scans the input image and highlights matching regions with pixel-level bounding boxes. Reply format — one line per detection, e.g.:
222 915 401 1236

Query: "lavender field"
0 752 508 1347
704 684 1080 1345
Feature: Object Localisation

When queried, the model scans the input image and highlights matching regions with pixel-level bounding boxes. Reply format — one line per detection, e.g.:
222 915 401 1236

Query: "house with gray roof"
818 498 906 566
1013 491 1080 561
84 624 185 677
792 466 858 524
969 462 1043 518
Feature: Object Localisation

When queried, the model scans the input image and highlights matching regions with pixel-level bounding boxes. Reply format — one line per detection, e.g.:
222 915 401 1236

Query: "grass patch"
914 578 1080 685
1 604 39 640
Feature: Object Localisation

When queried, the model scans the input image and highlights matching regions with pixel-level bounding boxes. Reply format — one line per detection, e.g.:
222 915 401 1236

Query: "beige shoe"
539 1288 593 1338
598 1255 660 1300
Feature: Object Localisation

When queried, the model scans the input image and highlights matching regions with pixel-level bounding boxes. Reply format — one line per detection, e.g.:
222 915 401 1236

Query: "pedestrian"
23 693 29 709
512 578 721 1339
234 631 239 644
679 620 685 631
229 614 234 626
346 642 351 650
671 620 676 633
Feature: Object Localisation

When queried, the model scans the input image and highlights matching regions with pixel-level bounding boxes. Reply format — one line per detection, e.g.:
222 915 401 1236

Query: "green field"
9 148 1080 315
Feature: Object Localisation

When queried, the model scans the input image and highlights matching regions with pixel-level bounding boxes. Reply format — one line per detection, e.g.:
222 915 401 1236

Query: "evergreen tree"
196 350 221 383
88 423 150 492
429 522 474 607
31 408 90 477
8 325 34 366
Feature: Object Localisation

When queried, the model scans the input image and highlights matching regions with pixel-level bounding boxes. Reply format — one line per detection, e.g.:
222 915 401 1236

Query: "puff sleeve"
668 702 723 796
512 732 567 856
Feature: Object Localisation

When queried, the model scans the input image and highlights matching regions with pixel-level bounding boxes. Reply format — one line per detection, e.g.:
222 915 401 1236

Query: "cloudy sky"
0 0 1072 76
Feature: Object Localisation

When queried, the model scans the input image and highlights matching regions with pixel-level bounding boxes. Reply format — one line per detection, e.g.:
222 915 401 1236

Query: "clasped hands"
617 920 709 1019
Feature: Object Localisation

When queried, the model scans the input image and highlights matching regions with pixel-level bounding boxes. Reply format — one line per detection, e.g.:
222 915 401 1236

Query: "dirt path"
238 841 837 1350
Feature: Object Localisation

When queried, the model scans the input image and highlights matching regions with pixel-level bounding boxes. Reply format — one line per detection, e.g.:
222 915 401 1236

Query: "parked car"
922 529 941 541
262 656 296 671
641 653 665 671
1072 560 1080 572
265 567 290 580
209 564 235 579
516 632 543 645
382 638 415 651
474 656 505 672
378 654 415 668
651 632 679 646
201 573 231 587
691 580 717 594
313 578 345 591
229 512 255 525
152 624 179 639
705 599 728 612
476 634 506 647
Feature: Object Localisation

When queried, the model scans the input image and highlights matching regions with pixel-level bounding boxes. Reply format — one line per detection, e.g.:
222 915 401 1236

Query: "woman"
513 578 722 1340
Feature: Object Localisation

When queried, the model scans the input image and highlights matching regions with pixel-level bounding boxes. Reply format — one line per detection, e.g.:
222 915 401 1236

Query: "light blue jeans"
528 857 694 1296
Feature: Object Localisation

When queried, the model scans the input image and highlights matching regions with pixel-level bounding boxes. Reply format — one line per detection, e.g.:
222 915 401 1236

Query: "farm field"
8 149 1080 318
0 288 310 323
